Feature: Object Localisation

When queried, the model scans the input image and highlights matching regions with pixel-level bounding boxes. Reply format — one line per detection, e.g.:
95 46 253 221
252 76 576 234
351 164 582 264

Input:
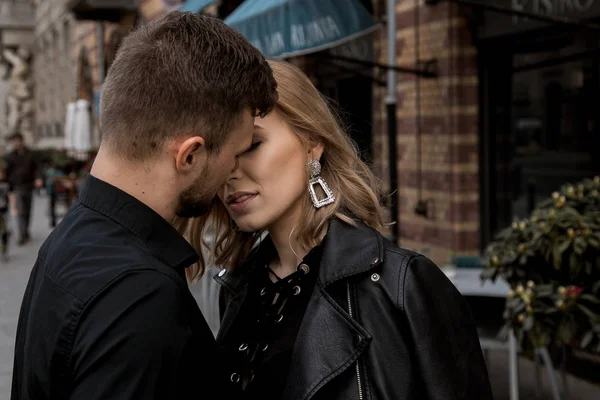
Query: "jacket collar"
214 217 385 292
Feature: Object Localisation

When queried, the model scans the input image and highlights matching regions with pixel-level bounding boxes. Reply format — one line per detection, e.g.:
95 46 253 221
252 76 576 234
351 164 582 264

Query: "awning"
180 0 218 13
224 0 379 58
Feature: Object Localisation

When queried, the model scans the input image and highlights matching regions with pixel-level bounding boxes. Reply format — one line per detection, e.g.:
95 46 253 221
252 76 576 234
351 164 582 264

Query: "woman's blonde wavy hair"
176 59 386 283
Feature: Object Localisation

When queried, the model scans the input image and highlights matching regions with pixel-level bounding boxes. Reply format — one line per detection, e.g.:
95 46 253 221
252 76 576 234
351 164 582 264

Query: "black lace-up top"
222 243 323 400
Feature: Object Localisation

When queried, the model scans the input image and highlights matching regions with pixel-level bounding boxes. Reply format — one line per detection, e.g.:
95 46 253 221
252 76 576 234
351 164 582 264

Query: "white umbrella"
64 102 76 150
73 99 92 160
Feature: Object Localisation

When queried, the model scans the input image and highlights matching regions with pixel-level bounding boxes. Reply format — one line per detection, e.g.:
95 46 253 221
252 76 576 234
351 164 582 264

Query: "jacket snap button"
370 257 379 265
371 273 380 282
218 269 227 277
238 343 248 351
353 334 363 346
230 373 241 383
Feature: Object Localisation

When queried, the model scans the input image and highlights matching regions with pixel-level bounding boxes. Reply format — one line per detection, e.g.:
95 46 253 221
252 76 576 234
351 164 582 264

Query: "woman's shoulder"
381 239 447 282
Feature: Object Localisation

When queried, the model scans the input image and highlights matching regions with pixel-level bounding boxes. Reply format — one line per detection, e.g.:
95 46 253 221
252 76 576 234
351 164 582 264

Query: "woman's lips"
229 194 257 213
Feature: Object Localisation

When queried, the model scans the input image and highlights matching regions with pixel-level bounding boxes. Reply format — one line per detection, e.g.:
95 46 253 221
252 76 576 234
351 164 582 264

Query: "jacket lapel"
282 283 372 400
215 283 249 344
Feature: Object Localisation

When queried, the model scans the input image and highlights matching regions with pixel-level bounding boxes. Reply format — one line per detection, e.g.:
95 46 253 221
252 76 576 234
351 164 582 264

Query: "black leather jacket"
215 218 493 400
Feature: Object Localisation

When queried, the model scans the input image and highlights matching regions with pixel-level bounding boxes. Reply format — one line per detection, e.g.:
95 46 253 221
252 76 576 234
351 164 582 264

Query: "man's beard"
175 165 214 218
176 189 213 218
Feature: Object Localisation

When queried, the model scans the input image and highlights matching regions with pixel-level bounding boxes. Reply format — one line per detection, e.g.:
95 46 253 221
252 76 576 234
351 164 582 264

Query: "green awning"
224 0 378 58
180 0 217 13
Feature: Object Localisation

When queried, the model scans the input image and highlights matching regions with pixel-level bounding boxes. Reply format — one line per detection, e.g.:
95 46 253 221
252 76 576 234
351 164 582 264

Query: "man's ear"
175 136 206 173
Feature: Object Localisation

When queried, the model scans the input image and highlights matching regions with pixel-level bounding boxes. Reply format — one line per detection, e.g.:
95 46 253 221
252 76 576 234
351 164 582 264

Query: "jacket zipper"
347 282 364 400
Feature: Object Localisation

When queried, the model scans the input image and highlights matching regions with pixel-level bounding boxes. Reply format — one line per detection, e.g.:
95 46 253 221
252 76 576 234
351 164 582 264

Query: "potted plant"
482 176 600 355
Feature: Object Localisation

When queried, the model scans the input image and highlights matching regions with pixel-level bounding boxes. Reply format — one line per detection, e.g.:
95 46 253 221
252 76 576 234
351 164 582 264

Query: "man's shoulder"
39 203 185 304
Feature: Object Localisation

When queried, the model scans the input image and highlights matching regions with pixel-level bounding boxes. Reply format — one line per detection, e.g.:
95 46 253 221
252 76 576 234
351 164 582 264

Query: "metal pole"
386 0 399 245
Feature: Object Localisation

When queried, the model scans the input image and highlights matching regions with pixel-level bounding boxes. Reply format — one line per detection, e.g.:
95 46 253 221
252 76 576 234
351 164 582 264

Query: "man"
12 11 277 400
4 132 42 245
0 164 12 260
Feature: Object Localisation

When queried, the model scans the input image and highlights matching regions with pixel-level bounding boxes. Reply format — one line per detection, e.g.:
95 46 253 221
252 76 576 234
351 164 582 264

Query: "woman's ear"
308 141 324 161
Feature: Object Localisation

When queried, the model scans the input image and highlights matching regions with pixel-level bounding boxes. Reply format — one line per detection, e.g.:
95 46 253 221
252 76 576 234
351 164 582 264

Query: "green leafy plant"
482 176 600 353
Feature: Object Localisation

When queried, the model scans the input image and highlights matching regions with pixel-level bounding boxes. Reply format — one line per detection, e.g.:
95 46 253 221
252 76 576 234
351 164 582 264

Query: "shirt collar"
78 175 199 270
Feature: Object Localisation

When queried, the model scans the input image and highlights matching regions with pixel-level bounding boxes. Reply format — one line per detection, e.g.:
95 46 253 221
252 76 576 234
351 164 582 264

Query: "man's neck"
90 148 177 223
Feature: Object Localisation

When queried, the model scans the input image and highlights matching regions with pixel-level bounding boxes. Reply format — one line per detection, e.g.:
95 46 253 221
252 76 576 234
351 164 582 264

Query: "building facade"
33 0 78 149
377 0 600 263
0 0 35 150
372 0 480 263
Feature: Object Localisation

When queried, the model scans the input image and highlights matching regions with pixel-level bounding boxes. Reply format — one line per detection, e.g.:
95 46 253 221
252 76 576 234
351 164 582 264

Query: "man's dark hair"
99 11 277 161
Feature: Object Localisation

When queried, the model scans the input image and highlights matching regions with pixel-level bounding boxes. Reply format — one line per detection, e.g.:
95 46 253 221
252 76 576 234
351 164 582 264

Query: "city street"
0 196 599 399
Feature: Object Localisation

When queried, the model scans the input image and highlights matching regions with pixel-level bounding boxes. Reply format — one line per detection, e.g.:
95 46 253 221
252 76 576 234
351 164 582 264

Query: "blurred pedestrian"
183 60 493 400
11 11 277 400
4 132 42 245
0 164 13 260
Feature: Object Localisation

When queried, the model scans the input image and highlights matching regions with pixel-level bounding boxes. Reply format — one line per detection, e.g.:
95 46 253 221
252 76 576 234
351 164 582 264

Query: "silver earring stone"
306 159 335 208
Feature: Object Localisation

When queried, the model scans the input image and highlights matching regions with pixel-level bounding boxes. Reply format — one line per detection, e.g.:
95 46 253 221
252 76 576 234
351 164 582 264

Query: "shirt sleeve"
402 255 494 400
69 270 197 400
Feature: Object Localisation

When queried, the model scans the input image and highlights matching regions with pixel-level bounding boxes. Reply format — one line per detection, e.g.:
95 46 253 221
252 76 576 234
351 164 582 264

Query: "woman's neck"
267 206 328 279
267 213 306 279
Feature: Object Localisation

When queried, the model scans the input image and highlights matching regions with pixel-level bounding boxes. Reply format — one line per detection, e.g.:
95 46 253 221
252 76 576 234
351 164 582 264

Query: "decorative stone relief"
2 47 34 144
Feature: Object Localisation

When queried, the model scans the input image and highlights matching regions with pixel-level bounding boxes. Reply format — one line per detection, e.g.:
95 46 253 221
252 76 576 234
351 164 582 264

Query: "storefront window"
481 30 600 244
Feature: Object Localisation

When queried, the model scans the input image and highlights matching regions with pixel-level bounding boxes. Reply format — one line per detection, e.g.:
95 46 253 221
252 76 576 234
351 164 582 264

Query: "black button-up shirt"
11 175 223 400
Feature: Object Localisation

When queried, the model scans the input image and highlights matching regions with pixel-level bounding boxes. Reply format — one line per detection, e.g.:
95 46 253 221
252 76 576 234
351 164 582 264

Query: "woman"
183 60 493 400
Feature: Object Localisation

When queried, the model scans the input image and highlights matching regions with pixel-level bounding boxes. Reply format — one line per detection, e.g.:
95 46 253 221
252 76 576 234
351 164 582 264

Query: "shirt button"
260 287 267 296
262 343 269 351
218 269 227 277
293 285 301 295
238 343 248 351
276 314 284 323
230 373 241 383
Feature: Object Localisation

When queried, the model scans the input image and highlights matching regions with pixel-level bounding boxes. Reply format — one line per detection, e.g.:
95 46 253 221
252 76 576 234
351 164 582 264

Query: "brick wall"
372 0 480 264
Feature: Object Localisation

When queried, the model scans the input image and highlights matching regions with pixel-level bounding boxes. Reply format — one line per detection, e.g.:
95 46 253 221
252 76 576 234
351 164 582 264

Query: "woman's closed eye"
244 141 262 153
